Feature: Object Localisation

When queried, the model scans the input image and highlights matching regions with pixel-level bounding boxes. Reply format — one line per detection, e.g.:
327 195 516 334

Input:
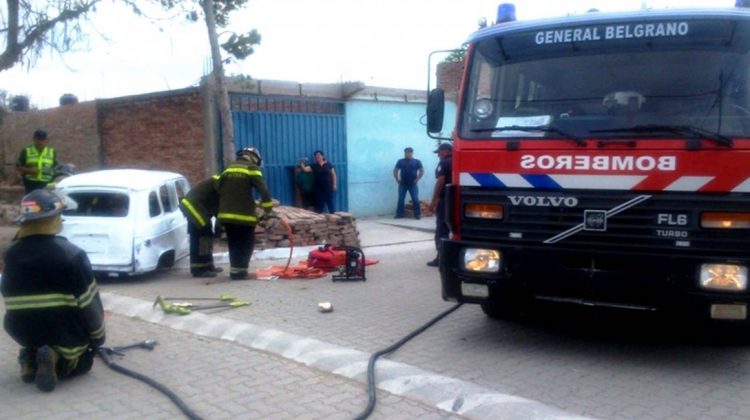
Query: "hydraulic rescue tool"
162 295 235 302
111 339 158 353
153 295 250 315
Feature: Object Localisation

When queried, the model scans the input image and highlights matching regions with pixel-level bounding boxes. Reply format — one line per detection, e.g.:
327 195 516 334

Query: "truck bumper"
440 239 750 322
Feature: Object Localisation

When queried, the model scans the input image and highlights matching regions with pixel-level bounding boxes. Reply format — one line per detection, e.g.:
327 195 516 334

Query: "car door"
168 178 190 261
133 188 167 272
147 183 177 269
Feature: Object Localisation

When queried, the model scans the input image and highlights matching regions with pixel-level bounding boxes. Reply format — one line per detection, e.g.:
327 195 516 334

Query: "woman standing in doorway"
300 150 337 213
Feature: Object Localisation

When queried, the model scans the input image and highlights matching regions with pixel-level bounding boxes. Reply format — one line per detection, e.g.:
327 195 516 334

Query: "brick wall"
97 88 209 185
0 102 101 183
437 61 465 102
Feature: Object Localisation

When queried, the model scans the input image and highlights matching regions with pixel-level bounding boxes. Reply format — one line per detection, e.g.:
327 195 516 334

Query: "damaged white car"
55 169 190 277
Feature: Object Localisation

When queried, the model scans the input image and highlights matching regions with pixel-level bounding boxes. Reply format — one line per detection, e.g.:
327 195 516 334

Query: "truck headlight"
473 99 494 119
699 264 747 292
463 248 501 272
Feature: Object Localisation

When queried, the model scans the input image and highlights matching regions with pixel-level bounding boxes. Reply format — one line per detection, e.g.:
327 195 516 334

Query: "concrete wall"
97 88 208 186
346 100 442 217
0 102 101 183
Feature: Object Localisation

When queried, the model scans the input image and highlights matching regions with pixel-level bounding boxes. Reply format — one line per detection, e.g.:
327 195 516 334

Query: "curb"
102 292 589 419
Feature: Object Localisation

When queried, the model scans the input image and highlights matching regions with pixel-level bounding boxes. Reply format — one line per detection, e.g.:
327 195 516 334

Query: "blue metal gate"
230 94 348 211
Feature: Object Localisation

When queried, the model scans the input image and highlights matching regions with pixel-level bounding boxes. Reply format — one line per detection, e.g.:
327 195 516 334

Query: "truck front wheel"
480 298 524 320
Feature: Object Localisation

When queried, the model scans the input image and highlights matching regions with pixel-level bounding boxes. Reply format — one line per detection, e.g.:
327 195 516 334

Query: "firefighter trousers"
188 222 216 274
223 223 256 278
434 198 450 252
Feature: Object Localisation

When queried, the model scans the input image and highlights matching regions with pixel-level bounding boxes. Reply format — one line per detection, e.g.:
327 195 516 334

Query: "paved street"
2 215 750 419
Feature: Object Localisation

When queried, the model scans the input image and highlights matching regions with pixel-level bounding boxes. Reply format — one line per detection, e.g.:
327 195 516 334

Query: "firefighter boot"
230 270 257 280
34 345 59 392
192 270 218 278
230 271 248 280
18 348 36 383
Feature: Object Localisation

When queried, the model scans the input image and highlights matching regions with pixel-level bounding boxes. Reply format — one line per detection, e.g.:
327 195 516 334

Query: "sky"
0 0 735 109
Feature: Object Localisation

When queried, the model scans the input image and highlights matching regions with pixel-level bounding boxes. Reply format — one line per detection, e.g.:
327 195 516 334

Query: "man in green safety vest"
16 129 58 193
217 147 274 280
2 189 106 392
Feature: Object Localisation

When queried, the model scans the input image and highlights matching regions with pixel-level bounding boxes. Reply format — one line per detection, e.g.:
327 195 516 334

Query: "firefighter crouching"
218 147 274 280
179 174 223 278
1 189 106 392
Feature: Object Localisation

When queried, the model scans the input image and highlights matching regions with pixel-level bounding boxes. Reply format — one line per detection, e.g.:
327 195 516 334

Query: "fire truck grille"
458 189 750 258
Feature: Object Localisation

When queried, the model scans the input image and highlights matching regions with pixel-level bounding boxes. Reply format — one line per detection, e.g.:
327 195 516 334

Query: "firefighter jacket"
217 159 274 226
179 175 220 228
17 145 57 183
2 235 106 360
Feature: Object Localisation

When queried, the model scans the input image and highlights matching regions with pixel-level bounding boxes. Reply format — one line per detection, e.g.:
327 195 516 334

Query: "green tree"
442 46 467 64
0 0 102 72
3 0 260 168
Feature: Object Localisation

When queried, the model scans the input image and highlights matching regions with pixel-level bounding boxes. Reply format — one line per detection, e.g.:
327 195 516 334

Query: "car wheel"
157 250 175 269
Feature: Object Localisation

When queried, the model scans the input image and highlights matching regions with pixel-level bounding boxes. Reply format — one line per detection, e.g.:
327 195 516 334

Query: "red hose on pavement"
258 217 327 280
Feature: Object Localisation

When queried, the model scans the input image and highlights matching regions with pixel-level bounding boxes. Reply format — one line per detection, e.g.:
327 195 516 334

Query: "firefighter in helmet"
179 174 223 277
217 147 274 280
1 189 106 392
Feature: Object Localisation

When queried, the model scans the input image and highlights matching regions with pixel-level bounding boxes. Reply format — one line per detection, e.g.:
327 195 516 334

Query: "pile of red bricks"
404 200 434 218
254 205 360 250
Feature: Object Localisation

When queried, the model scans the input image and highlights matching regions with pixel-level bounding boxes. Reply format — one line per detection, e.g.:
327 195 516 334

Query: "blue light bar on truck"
497 3 516 23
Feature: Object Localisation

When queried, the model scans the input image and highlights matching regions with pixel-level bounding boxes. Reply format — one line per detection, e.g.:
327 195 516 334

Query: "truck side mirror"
427 88 445 134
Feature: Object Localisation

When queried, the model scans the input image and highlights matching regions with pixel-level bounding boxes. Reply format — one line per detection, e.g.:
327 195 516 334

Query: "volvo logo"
508 195 579 207
584 210 607 231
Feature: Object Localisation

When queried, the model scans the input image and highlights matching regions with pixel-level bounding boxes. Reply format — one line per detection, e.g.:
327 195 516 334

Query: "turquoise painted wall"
345 100 457 216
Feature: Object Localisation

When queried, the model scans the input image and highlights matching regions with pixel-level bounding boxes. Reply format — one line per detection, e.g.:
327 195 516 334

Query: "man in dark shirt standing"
393 147 424 219
300 150 337 214
427 143 453 267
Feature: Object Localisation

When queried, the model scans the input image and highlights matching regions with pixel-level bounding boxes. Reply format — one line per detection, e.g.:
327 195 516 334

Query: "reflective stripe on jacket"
2 235 106 349
217 160 273 226
179 175 220 228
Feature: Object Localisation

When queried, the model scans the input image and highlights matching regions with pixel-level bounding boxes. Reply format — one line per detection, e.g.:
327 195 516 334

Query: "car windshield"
460 18 750 141
63 192 130 217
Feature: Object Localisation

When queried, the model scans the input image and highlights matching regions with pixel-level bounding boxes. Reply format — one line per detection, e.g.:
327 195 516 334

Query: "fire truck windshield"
460 18 750 142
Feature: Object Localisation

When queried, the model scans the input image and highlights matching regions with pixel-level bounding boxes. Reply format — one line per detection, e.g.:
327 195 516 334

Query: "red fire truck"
427 4 750 327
